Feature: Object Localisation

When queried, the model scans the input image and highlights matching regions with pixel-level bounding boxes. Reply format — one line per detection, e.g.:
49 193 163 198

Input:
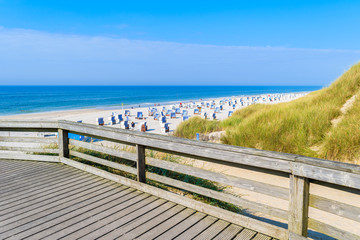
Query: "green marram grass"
175 62 360 164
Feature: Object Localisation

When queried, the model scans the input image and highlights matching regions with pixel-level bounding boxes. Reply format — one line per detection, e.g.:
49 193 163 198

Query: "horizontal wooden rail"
1 120 360 240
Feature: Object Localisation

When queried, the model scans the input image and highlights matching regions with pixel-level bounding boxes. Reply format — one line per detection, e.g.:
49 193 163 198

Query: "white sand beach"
0 92 307 135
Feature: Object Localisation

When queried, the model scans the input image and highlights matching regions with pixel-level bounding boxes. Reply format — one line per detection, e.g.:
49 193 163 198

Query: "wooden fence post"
136 144 146 183
58 129 69 158
288 174 310 238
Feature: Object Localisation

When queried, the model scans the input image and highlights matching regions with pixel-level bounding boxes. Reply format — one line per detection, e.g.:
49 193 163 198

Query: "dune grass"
175 62 360 163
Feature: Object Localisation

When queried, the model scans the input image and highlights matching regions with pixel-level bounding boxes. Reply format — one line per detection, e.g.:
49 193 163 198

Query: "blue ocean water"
0 86 322 116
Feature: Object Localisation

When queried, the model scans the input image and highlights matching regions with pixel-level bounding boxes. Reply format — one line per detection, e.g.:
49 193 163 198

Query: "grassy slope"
174 62 360 164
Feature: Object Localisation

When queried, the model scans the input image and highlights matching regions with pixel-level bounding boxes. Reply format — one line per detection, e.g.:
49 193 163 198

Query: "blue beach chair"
171 112 176 119
161 116 167 123
124 121 129 129
166 110 172 116
96 117 104 126
215 107 220 113
182 116 189 121
154 112 160 120
125 110 130 116
194 109 199 115
118 114 123 122
136 112 143 119
182 110 188 116
109 116 116 125
228 111 233 117
175 108 181 114
212 113 216 120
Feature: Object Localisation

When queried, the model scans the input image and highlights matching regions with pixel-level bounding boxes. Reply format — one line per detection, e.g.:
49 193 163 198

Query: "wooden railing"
0 120 359 240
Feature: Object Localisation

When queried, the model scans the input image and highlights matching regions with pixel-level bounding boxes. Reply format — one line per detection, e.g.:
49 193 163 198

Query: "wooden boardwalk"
0 160 274 240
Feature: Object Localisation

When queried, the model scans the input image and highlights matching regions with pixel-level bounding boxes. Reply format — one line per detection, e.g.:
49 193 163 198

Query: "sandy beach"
0 92 308 135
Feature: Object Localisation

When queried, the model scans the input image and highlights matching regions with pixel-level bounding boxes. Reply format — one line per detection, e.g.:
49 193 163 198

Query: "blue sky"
0 0 360 85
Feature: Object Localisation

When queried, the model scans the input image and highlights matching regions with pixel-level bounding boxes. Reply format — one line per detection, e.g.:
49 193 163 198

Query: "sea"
0 86 322 116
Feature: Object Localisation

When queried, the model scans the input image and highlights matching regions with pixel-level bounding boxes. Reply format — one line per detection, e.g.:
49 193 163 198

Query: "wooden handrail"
0 120 359 240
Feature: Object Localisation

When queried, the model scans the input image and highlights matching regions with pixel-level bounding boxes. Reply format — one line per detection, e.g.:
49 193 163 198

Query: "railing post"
58 129 69 158
136 144 146 183
288 174 310 238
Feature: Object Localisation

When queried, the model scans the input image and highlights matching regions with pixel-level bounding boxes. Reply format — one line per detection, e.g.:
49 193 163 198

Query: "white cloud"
0 27 359 85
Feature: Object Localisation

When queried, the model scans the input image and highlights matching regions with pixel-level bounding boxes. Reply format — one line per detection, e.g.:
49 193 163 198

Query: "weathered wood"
155 212 207 239
309 194 360 223
295 155 360 175
288 231 308 240
0 120 58 130
69 139 136 162
147 172 288 220
288 175 309 237
59 157 288 239
70 150 137 175
58 121 292 173
147 157 289 200
308 218 360 240
0 146 58 154
0 137 57 144
174 215 217 239
136 144 146 183
293 162 360 190
0 153 59 162
58 129 69 158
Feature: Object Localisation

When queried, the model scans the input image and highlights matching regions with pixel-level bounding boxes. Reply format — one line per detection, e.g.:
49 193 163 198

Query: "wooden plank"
0 177 110 221
0 120 58 131
0 181 115 237
293 162 360 190
212 224 244 240
296 155 360 175
0 169 89 204
309 194 360 223
69 139 136 161
70 150 137 175
192 220 230 240
58 129 69 158
0 136 57 143
58 121 292 172
0 146 58 154
0 153 59 162
234 228 257 240
288 231 308 240
133 208 195 240
59 120 296 161
66 195 157 240
154 212 207 240
252 233 272 240
147 172 288 220
1 185 125 240
308 218 360 240
0 161 49 178
136 144 146 182
37 191 150 239
0 165 74 194
173 215 218 240
13 187 136 240
60 158 289 239
288 175 309 237
89 200 173 240
111 205 186 240
147 157 289 200
0 174 101 212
